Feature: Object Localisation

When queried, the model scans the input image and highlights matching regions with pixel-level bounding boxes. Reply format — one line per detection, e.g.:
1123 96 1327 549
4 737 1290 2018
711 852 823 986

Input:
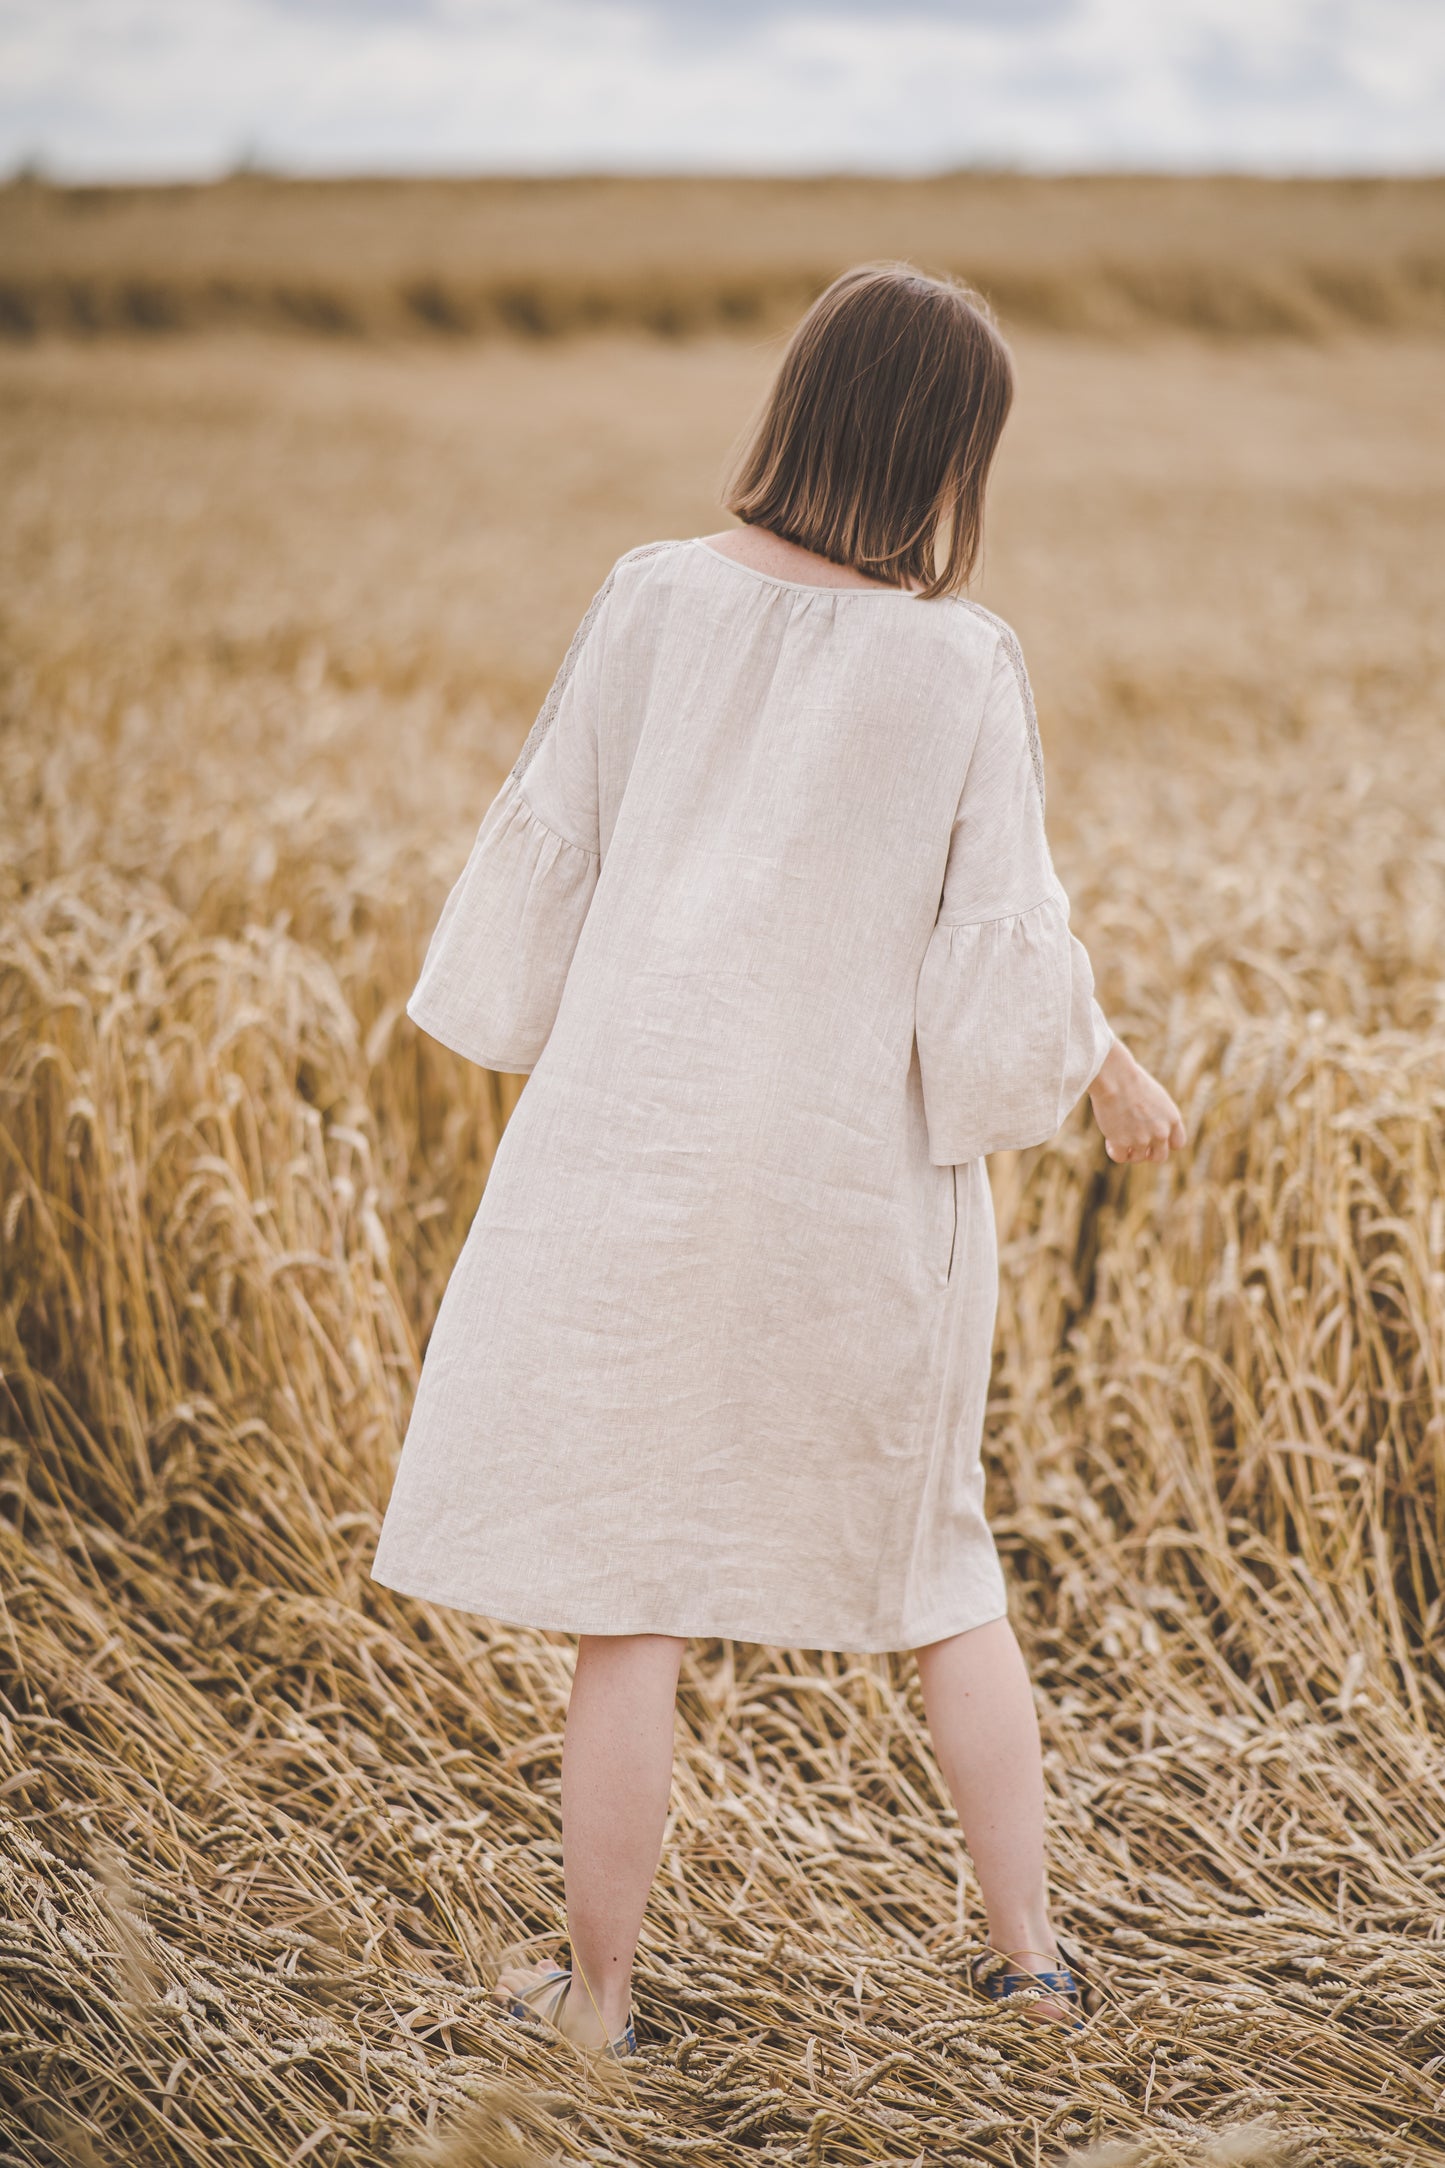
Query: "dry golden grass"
3 172 1445 342
1 317 1444 2166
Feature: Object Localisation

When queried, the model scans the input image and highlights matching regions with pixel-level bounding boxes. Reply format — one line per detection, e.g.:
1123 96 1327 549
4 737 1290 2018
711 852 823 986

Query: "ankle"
986 1920 1060 1972
562 1970 631 2044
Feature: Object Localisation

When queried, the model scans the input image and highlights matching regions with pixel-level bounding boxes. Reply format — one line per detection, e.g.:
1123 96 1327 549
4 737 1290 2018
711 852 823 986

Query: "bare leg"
496 1632 684 2050
914 1615 1072 2023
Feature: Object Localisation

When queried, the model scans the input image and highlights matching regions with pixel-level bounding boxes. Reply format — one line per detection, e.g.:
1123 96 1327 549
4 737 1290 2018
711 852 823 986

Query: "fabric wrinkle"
373 536 1111 1651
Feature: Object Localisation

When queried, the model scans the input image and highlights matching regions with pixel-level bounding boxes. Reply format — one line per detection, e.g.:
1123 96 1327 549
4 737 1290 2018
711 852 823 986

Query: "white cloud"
0 0 1441 180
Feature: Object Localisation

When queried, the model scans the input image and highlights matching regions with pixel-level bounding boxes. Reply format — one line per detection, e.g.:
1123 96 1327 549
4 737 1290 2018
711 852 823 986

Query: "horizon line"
8 159 1445 192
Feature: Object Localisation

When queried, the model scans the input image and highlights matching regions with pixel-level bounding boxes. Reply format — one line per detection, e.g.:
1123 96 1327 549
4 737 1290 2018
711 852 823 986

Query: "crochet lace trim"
949 601 1047 817
510 539 685 784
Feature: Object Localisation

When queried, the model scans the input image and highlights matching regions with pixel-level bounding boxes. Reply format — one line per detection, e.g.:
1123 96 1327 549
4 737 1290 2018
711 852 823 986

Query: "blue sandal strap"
607 2016 638 2059
972 1951 1085 2029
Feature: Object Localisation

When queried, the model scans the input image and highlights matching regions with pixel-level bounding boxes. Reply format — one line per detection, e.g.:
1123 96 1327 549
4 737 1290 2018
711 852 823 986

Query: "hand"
1087 1038 1186 1165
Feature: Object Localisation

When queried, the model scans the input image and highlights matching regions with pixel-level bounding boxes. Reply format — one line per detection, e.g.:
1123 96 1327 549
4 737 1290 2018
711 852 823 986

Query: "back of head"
722 262 1014 600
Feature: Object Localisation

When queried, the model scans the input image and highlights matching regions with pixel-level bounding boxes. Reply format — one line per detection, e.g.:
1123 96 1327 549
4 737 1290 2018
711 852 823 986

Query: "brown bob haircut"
722 262 1013 600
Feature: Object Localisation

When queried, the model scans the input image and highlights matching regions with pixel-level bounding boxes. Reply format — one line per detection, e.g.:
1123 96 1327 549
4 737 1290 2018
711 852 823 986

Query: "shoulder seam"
948 599 1046 816
614 537 690 569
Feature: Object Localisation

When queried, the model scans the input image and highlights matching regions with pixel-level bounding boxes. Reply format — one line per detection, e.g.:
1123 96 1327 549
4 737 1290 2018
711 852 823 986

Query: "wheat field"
2 181 1445 2167
4 172 1445 340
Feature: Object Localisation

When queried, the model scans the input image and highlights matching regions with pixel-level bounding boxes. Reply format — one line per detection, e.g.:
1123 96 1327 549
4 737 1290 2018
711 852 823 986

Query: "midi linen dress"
371 537 1114 1653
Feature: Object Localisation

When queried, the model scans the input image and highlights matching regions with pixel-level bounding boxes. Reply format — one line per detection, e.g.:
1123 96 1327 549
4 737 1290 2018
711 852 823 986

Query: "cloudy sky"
3 0 1442 181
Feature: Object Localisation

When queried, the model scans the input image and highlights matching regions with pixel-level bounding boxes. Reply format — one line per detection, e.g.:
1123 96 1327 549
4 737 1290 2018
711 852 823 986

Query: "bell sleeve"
404 567 614 1073
915 624 1115 1166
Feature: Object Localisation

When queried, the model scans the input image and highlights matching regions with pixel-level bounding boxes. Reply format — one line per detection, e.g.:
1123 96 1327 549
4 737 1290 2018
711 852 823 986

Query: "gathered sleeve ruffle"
916 887 1114 1166
915 621 1115 1166
405 770 600 1072
405 558 619 1073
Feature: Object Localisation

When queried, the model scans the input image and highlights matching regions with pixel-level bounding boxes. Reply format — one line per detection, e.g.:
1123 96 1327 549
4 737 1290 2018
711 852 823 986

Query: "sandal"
970 1947 1086 2031
504 1964 638 2059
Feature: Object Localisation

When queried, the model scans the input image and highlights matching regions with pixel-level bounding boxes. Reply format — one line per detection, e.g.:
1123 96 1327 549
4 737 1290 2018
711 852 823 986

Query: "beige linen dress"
371 537 1113 1652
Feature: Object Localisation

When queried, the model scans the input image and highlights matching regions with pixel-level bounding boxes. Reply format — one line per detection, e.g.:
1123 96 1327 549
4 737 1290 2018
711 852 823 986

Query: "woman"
371 262 1186 2051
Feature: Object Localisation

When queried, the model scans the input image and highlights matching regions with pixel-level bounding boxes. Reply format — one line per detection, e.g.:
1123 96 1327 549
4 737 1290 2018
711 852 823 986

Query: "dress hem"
368 1562 1010 1657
